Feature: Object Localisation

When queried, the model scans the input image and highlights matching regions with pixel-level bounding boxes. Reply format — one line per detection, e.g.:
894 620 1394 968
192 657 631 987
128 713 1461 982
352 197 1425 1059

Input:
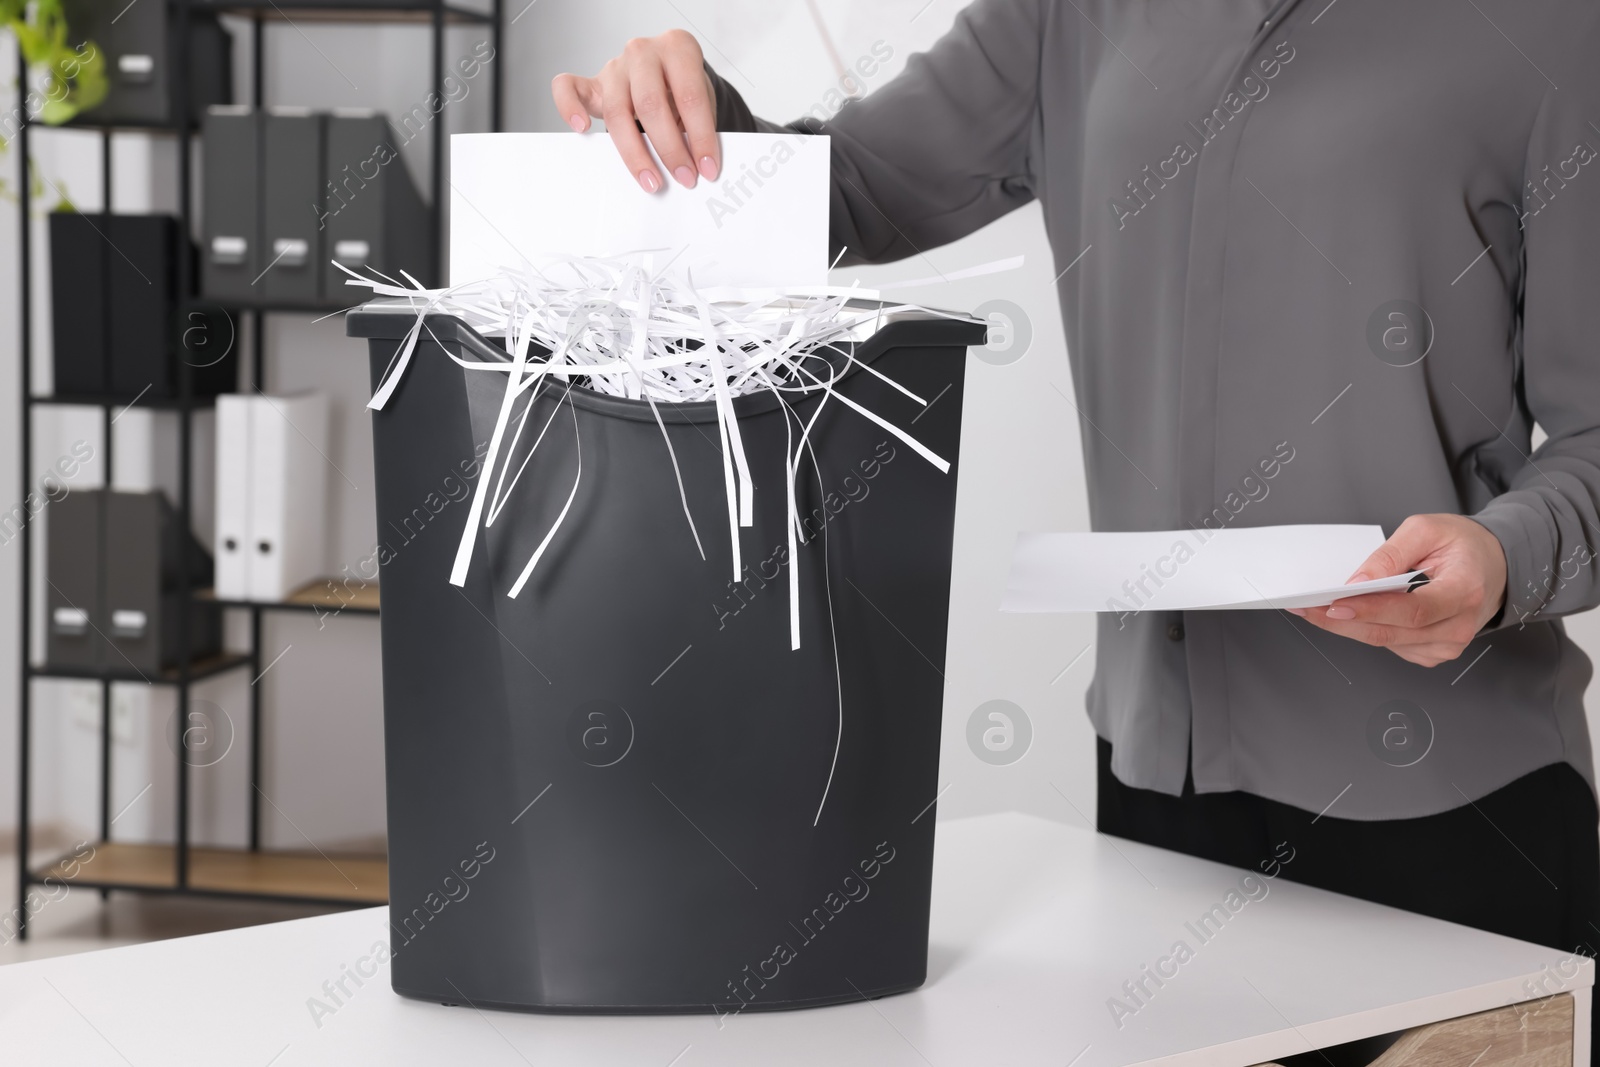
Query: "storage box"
202 108 433 308
49 212 236 399
321 110 433 304
46 489 222 675
61 0 231 127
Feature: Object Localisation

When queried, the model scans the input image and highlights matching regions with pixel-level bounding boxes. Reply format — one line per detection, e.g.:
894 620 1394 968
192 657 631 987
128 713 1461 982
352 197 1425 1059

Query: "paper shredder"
349 305 982 1013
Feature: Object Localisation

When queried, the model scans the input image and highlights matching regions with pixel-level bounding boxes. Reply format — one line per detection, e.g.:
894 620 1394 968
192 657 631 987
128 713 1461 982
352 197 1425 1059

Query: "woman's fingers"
549 30 720 191
1392 643 1480 669
1291 608 1478 656
595 58 664 193
625 39 697 188
1323 586 1455 629
1284 514 1508 668
549 72 599 132
657 29 720 180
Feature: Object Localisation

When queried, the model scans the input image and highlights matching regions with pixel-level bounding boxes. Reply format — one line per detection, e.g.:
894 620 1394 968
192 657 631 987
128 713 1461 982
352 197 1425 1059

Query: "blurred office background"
0 0 1594 958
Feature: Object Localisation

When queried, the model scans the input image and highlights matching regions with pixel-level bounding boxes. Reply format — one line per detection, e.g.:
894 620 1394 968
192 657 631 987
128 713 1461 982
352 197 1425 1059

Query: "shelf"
45 119 199 134
31 392 222 410
30 842 388 905
193 302 354 316
202 578 380 615
199 0 495 24
182 296 415 316
13 0 496 941
30 652 253 685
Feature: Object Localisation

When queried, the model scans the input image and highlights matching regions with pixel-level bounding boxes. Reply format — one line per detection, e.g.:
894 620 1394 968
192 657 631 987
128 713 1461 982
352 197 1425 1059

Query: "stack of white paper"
1001 525 1425 613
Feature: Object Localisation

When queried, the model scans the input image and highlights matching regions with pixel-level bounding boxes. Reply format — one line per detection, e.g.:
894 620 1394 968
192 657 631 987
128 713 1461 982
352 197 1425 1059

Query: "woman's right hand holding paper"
550 30 719 195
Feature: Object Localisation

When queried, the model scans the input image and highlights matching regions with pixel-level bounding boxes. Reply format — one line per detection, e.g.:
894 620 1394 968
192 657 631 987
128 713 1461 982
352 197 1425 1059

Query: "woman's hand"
551 30 720 194
1288 514 1508 667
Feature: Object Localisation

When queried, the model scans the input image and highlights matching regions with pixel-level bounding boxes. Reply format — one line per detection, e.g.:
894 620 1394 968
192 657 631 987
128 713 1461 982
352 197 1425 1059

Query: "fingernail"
1326 606 1356 620
568 114 586 133
1286 608 1306 618
699 155 719 181
638 169 661 193
1348 572 1370 584
673 165 697 189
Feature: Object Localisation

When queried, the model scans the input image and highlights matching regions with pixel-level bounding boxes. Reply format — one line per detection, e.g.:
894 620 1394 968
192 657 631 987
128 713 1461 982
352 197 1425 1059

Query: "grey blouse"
711 0 1600 819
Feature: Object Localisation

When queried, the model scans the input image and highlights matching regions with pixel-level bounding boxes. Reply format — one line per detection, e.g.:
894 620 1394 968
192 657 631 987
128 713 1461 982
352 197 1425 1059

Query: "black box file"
49 213 236 399
259 109 327 306
45 489 106 671
349 307 983 1014
48 213 108 398
201 106 261 304
61 0 231 127
46 490 222 675
321 111 433 303
204 108 433 308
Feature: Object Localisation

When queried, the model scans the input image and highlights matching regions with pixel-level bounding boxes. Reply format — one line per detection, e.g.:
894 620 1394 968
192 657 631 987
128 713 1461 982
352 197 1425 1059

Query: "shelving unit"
14 0 502 936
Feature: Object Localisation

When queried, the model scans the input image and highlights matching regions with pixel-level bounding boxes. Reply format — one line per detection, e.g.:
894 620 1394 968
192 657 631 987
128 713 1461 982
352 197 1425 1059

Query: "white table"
0 813 1589 1066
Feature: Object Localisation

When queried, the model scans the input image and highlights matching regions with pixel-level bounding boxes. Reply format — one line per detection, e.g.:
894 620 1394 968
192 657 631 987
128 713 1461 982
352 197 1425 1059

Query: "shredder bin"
349 305 984 1014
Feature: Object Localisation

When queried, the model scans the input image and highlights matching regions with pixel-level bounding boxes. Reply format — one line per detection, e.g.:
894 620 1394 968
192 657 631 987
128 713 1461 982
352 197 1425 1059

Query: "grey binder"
260 108 326 306
45 489 106 671
202 106 261 303
320 111 434 303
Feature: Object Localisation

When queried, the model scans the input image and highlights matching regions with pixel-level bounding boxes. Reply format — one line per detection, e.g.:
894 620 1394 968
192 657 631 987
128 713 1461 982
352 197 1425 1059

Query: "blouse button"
1167 623 1185 642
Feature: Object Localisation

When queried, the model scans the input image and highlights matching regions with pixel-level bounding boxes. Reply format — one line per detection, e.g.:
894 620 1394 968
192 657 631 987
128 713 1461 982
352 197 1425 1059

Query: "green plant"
3 0 108 125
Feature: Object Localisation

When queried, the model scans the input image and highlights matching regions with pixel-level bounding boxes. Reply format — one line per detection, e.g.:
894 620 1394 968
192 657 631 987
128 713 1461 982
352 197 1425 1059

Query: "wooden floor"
36 842 388 904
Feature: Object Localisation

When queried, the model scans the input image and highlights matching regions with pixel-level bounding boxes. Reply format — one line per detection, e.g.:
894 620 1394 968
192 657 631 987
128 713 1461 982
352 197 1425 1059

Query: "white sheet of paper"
1001 524 1426 613
449 132 830 289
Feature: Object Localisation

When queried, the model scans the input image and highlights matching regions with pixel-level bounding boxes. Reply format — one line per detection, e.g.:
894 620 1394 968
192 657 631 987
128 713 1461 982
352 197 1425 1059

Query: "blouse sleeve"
1473 16 1600 629
707 0 1045 267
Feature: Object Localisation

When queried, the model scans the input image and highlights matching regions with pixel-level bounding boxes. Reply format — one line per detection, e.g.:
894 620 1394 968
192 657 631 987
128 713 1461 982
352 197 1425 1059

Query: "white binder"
214 393 330 602
214 395 253 600
248 393 330 601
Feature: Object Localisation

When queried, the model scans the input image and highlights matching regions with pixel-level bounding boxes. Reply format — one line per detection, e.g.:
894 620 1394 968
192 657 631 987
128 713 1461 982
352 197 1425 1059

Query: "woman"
554 0 1600 1056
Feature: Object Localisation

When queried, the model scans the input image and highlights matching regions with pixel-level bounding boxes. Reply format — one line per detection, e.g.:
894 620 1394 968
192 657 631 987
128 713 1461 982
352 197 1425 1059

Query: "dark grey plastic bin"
348 306 982 1014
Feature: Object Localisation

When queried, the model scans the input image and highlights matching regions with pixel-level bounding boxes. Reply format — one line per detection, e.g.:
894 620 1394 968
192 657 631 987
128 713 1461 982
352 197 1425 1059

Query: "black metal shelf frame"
205 595 381 616
27 653 255 685
30 393 219 410
14 0 504 935
18 872 378 910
